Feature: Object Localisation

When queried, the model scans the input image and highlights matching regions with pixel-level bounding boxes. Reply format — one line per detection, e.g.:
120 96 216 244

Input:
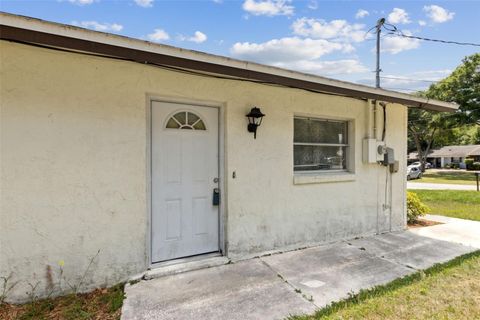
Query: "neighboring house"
408 145 480 168
0 13 458 302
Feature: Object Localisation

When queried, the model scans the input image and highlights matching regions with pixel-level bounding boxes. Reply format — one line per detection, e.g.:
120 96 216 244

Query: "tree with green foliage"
408 53 480 170
424 53 480 125
408 109 443 171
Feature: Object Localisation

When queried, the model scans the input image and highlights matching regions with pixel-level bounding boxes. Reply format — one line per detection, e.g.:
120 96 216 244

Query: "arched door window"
166 111 206 130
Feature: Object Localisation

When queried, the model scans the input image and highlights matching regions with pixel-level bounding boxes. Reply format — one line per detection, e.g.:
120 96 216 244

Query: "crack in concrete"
258 257 320 309
345 239 422 272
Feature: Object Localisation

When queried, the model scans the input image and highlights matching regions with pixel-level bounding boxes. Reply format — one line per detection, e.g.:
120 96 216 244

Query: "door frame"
146 94 227 268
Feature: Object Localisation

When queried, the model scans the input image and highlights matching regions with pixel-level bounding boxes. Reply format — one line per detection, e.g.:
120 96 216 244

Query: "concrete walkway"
122 220 479 320
407 182 478 190
410 214 480 249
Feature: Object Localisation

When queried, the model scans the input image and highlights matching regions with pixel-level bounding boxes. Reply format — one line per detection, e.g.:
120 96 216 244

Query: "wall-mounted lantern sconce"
246 107 265 139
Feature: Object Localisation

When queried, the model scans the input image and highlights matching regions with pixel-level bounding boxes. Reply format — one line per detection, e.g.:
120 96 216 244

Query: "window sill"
293 172 356 185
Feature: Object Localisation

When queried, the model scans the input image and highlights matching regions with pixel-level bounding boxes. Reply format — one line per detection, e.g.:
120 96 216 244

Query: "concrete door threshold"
144 254 230 280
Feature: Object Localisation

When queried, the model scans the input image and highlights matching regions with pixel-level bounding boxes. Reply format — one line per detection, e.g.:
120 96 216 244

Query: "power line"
389 33 480 47
380 76 439 83
382 23 480 47
366 19 479 88
407 112 466 124
408 108 480 123
382 87 418 91
381 86 432 92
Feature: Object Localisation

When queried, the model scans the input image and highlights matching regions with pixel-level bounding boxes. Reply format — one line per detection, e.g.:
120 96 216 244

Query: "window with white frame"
294 117 349 172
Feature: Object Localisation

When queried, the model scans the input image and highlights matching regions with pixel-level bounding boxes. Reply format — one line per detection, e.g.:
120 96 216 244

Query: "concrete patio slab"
260 242 413 307
122 220 479 320
410 214 480 249
348 231 475 270
121 258 316 320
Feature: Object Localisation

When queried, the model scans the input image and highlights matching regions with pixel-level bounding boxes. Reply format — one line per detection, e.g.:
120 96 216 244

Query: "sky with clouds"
2 0 479 92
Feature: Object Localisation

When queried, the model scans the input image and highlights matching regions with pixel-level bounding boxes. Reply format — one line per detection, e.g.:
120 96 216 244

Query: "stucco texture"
0 40 407 302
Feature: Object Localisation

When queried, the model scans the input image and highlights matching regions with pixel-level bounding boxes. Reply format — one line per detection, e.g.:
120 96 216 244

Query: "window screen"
294 117 348 172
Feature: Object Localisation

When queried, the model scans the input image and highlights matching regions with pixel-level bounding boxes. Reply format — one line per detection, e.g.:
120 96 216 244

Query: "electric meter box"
363 138 386 163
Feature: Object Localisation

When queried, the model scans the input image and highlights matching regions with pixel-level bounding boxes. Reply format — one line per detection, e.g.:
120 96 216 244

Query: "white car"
409 161 432 169
406 166 423 180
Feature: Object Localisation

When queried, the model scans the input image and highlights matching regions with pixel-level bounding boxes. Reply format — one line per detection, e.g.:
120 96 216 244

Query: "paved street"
407 182 478 190
122 217 479 320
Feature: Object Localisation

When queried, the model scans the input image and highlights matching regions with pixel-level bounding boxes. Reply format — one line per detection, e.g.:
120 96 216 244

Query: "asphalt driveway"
122 218 479 320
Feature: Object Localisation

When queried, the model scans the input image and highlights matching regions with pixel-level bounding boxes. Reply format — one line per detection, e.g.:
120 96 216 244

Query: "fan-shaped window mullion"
166 111 206 130
191 119 201 127
172 116 182 126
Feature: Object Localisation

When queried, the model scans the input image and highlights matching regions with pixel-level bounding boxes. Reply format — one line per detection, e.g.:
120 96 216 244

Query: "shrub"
465 158 474 170
472 162 480 170
407 191 430 223
444 163 454 169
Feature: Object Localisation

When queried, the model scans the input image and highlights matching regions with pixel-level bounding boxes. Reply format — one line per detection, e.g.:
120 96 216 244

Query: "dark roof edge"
0 14 458 112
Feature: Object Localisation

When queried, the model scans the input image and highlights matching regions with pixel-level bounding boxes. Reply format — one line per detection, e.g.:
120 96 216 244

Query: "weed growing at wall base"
0 274 19 305
0 284 125 320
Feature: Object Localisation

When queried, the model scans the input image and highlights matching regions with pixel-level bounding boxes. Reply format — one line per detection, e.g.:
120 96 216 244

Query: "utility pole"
375 18 385 88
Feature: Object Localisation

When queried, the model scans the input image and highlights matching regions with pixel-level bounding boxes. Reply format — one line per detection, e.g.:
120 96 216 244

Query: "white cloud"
423 5 454 23
418 20 427 26
231 37 367 76
147 29 170 42
231 37 353 63
64 0 96 5
72 21 123 32
387 8 411 24
242 0 294 17
230 14 372 78
135 0 153 8
358 69 451 92
291 18 367 43
307 0 318 10
381 31 420 54
190 31 207 43
355 9 369 19
179 31 208 43
273 59 368 75
412 69 452 78
212 0 223 3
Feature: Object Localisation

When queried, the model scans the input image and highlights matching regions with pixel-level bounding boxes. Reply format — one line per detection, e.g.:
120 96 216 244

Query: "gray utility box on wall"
383 147 395 166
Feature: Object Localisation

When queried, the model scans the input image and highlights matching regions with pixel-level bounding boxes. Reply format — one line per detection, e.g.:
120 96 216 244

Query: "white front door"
151 101 220 263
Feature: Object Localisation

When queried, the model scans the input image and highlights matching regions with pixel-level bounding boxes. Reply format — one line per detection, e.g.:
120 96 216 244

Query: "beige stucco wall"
0 40 407 302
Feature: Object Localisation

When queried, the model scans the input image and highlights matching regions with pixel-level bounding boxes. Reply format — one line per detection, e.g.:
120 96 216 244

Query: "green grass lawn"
411 190 480 221
291 251 480 320
410 170 479 185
